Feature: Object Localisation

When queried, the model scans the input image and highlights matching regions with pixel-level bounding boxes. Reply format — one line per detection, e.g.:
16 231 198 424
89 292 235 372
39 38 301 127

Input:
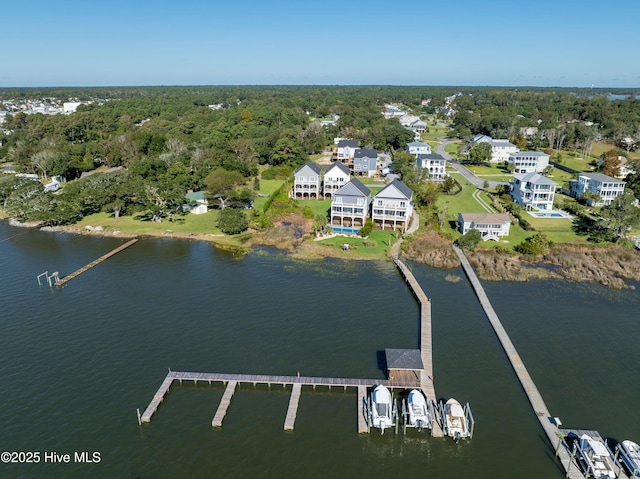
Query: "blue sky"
3 0 639 87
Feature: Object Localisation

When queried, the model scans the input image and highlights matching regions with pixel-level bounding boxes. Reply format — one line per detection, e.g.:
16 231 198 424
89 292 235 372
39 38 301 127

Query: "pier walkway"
393 258 443 437
56 238 138 287
454 246 584 478
141 370 412 428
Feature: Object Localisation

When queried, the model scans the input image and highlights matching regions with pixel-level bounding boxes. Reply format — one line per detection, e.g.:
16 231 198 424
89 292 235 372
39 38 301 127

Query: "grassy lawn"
591 142 640 161
316 229 398 259
253 179 285 211
437 178 488 215
444 142 461 159
300 199 331 218
421 123 452 142
555 152 596 172
74 211 223 235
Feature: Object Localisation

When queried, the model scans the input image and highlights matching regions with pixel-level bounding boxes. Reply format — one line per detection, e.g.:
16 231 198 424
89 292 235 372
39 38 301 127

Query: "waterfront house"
292 161 322 199
406 141 432 156
489 139 519 163
569 172 626 206
323 161 351 199
353 149 379 177
417 154 447 182
458 212 511 241
371 179 414 232
596 155 636 179
508 151 550 174
511 172 557 211
185 191 209 215
330 178 371 233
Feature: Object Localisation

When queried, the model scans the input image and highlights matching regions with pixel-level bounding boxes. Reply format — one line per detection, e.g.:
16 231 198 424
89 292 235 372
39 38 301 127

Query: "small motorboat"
406 389 430 432
618 440 640 477
370 385 394 434
577 434 616 479
443 398 469 442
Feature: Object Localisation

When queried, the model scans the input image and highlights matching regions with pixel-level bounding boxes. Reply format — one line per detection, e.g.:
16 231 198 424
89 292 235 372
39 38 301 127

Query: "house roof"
406 141 429 148
335 177 371 197
490 139 516 148
417 154 445 161
185 191 206 201
337 139 358 148
469 134 492 143
294 160 321 175
514 172 557 185
354 148 378 159
376 179 413 200
511 151 548 158
459 212 511 224
385 349 424 370
326 161 351 176
579 172 625 184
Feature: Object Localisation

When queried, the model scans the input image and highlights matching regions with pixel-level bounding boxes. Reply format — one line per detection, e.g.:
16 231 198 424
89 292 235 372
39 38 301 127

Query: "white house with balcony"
458 212 511 241
406 141 432 156
371 179 414 232
323 161 350 199
334 139 359 164
330 178 371 233
511 172 557 211
417 154 447 182
508 151 550 174
292 161 322 199
569 172 626 206
490 139 519 163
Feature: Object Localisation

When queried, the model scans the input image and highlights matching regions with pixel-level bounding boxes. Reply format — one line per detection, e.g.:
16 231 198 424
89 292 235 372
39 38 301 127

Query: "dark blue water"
0 221 638 478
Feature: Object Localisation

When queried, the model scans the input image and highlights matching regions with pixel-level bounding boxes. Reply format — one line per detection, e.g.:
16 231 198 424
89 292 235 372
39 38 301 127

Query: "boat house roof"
385 348 424 370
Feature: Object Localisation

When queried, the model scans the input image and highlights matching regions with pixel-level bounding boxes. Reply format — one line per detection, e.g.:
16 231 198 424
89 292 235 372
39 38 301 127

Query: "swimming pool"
528 210 572 219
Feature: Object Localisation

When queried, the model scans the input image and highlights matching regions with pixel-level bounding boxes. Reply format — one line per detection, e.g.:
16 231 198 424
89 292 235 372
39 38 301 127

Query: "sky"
3 0 640 88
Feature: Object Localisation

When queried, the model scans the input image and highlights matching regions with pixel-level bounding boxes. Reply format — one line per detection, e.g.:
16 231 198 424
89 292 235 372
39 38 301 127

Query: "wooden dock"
357 386 369 434
141 370 410 428
393 258 443 437
454 246 584 478
284 383 302 430
212 380 237 427
56 238 138 287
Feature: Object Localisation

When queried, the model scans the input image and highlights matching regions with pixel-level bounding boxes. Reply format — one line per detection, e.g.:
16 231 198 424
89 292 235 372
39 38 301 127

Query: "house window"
357 198 364 206
334 197 342 204
377 200 382 206
400 201 406 207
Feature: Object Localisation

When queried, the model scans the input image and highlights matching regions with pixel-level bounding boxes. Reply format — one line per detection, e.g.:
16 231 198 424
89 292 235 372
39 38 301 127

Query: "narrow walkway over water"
56 238 138 287
453 246 584 478
393 258 443 437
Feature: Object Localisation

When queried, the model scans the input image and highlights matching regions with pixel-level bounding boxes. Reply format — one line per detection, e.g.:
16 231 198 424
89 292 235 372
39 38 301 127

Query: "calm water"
0 221 639 478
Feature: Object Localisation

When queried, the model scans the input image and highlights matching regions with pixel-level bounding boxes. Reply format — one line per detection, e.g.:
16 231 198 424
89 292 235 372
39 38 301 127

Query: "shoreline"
3 218 639 289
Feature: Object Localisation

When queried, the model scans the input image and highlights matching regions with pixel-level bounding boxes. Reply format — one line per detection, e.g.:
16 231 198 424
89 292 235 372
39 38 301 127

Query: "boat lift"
401 396 435 435
616 443 640 479
437 400 475 442
366 390 400 435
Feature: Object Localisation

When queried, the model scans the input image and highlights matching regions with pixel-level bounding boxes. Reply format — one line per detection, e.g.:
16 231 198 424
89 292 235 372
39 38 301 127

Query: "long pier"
56 238 138 287
453 246 584 478
141 370 409 427
393 258 443 437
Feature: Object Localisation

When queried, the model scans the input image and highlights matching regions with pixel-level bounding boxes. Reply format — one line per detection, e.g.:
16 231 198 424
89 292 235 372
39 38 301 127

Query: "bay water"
0 221 638 478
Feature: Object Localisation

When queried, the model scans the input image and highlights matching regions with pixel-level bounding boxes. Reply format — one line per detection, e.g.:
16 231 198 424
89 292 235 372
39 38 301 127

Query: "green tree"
204 168 246 209
441 176 456 194
217 208 248 234
598 149 621 177
467 142 492 165
457 229 482 250
514 233 553 255
595 191 640 243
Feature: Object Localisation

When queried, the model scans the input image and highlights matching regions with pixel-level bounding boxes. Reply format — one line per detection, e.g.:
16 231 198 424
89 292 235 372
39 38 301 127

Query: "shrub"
217 208 249 235
457 229 482 250
514 233 553 255
359 219 374 237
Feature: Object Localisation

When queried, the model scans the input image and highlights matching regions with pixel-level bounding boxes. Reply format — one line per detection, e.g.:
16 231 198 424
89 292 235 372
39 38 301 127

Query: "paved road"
435 138 509 189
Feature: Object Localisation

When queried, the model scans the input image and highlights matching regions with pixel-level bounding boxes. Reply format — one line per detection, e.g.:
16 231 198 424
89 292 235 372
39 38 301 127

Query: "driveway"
435 138 509 189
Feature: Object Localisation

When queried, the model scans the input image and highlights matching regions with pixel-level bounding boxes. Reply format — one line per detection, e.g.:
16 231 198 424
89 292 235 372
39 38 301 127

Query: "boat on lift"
370 385 394 434
618 440 640 477
406 389 430 432
443 398 470 442
577 434 616 479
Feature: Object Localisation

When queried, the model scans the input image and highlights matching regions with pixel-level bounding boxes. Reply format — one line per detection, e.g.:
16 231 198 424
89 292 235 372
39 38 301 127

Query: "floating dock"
454 246 584 478
284 383 302 431
56 238 138 287
212 380 238 427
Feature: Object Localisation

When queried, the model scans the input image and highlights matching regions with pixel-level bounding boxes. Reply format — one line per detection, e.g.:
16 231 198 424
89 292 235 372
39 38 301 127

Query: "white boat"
406 389 430 431
578 434 616 479
443 398 469 442
618 440 640 477
370 385 394 434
